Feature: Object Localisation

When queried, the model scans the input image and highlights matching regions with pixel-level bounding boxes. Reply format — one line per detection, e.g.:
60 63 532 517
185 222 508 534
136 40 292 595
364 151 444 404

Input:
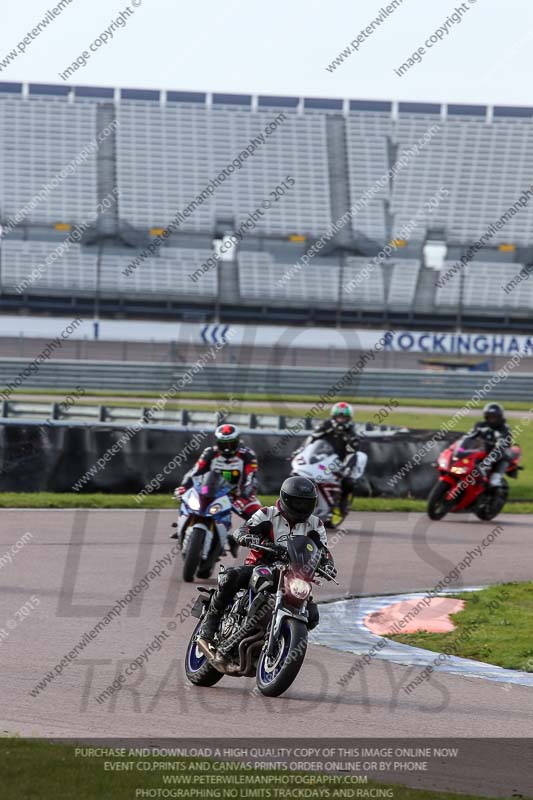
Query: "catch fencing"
0 358 532 399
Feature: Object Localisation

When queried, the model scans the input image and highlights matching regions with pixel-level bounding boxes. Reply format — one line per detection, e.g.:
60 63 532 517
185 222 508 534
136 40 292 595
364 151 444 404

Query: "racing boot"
487 471 506 504
339 473 355 517
339 491 351 517
198 597 225 644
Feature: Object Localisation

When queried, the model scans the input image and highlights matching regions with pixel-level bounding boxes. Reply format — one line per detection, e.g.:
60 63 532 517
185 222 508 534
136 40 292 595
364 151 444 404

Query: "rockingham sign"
3 315 533 358
383 330 533 357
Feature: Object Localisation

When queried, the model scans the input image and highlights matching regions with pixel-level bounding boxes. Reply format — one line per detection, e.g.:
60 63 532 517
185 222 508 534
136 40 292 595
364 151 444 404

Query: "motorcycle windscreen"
454 433 487 456
195 472 229 513
286 536 320 576
304 439 336 464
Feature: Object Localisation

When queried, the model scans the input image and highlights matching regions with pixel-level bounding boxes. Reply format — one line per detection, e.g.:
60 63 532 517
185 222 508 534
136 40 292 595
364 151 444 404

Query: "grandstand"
1 83 533 330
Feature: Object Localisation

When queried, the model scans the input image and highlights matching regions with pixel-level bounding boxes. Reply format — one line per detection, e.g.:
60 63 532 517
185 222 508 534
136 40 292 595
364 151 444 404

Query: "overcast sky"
1 0 532 106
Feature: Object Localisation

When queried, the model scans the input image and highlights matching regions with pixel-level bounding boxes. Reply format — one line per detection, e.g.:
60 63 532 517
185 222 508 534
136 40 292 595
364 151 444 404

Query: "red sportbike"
427 432 522 521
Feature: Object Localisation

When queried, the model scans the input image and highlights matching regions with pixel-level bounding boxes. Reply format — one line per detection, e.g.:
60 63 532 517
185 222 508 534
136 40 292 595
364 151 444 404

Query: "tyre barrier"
0 421 460 497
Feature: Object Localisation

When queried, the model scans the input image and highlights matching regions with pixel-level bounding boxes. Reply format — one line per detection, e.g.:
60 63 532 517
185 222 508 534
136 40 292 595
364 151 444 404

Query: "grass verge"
389 582 533 672
0 738 521 800
6 387 533 412
2 492 533 513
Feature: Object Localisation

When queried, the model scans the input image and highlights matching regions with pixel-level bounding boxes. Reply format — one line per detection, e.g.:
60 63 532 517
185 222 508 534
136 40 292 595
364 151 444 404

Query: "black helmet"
483 402 504 429
279 476 317 524
215 423 240 456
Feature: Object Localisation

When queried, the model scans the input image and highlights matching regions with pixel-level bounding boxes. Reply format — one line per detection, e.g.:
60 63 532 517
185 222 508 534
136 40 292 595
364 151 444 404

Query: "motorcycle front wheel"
197 538 223 579
256 617 307 697
427 481 455 520
182 526 206 582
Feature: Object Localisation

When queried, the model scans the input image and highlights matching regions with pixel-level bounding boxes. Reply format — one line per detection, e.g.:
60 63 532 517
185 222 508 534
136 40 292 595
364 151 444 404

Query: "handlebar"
316 566 339 584
249 543 285 557
247 543 339 583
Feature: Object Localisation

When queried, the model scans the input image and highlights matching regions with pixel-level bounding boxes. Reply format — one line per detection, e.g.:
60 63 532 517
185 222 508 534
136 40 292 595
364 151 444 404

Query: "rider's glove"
320 552 337 579
236 528 262 548
240 533 262 548
322 562 338 580
174 486 186 498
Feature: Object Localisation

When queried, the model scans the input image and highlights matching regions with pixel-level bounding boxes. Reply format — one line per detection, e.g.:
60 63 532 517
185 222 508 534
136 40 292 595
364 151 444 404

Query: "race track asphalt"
1 509 532 796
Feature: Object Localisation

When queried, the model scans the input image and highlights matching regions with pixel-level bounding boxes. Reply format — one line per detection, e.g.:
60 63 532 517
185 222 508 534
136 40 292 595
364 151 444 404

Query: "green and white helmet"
331 401 353 428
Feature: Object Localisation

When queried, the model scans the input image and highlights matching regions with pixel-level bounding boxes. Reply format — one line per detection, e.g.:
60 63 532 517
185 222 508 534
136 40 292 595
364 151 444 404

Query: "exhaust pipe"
196 638 227 673
238 631 265 673
196 637 245 675
243 640 264 676
197 628 266 677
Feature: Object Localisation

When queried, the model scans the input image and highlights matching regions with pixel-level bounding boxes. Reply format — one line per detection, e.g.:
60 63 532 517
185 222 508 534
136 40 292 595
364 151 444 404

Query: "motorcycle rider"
308 401 361 514
174 423 261 554
197 476 337 644
471 402 513 490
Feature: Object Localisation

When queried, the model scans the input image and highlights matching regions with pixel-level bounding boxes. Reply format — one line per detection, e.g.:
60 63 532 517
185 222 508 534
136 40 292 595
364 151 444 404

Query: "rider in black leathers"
309 402 360 514
471 402 513 490
197 477 337 644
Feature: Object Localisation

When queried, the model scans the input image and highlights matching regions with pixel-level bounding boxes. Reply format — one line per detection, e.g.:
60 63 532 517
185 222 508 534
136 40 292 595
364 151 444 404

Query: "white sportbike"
290 439 367 528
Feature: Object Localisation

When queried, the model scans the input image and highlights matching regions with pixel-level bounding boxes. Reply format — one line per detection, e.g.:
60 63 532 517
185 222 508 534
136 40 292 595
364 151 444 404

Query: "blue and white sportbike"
174 472 233 582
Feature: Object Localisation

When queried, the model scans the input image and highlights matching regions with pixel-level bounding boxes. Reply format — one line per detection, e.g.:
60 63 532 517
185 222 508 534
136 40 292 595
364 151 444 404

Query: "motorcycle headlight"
451 466 467 474
285 576 312 601
187 494 200 510
208 502 222 514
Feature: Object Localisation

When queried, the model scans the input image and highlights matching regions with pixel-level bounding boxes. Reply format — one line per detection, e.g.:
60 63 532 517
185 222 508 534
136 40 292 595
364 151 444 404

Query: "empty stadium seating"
342 257 386 306
2 83 533 321
1 241 217 298
237 252 386 307
391 109 533 246
238 252 338 304
435 261 533 309
1 240 97 293
0 98 97 226
116 104 332 237
387 259 421 308
346 111 391 240
101 248 218 298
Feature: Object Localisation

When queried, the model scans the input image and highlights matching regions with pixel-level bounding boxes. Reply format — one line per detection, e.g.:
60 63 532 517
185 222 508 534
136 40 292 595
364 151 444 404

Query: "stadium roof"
1 81 533 119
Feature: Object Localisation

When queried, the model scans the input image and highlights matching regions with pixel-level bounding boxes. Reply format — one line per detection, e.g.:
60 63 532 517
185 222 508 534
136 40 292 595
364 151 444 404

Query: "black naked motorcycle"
184 535 337 697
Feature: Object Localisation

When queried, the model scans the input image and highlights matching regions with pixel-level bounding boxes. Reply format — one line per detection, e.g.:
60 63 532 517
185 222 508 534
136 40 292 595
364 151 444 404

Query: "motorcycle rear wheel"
255 618 307 697
475 482 508 521
184 621 224 686
427 481 455 520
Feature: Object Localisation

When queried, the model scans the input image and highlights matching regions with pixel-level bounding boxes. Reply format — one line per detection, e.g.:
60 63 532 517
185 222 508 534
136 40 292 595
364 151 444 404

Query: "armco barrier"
0 357 532 399
0 420 458 498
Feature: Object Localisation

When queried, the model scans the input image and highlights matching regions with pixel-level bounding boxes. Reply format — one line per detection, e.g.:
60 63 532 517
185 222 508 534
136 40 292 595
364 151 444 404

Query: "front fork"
439 473 461 501
265 566 308 658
